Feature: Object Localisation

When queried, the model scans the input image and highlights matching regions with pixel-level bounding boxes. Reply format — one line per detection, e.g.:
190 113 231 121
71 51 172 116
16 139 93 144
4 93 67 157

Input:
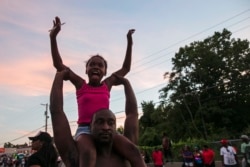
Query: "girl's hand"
127 29 135 41
49 16 62 38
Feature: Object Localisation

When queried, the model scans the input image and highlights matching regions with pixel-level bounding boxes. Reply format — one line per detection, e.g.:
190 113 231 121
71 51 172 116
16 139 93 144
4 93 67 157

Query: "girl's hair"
86 54 108 69
39 140 58 167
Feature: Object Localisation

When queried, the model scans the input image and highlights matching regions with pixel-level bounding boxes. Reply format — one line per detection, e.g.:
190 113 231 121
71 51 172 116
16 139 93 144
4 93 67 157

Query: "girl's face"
86 56 107 85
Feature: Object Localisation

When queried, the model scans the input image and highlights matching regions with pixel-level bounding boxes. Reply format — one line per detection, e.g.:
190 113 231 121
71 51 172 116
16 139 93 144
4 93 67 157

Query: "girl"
49 17 144 167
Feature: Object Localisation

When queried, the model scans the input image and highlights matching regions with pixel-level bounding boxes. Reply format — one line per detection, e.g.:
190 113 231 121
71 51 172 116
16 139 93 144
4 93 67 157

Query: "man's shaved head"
90 109 117 143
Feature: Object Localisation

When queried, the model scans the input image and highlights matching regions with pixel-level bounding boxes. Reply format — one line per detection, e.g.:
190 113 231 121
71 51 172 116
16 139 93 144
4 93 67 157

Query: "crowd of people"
2 134 249 167
0 154 27 167
138 134 250 167
140 144 215 167
181 144 215 167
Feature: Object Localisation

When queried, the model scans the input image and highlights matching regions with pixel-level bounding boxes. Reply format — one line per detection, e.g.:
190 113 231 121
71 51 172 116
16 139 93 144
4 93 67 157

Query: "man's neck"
96 142 113 157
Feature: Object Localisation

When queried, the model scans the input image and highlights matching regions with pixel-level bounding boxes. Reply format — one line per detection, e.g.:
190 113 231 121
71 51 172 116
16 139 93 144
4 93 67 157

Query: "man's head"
90 109 116 143
220 139 228 146
203 145 208 150
240 135 249 142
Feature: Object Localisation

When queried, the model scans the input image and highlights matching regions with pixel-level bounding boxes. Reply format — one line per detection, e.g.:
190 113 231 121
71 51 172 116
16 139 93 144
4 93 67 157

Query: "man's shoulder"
245 144 250 150
60 148 79 167
242 142 250 148
163 136 169 140
220 147 226 151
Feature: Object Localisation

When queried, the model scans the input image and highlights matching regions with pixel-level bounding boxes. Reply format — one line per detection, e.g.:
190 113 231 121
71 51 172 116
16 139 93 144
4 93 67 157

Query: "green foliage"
117 126 124 134
4 142 16 148
139 28 250 145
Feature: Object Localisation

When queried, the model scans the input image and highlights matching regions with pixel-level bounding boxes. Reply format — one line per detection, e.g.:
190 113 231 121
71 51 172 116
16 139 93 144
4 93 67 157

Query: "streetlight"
41 103 49 132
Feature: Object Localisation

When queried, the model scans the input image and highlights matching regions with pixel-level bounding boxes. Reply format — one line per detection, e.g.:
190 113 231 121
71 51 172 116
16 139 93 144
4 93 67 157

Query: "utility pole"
41 103 49 132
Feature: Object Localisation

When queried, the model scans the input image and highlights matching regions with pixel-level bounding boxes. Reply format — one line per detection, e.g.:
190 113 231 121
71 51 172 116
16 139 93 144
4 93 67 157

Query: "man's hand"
111 73 129 86
49 16 63 38
56 68 70 81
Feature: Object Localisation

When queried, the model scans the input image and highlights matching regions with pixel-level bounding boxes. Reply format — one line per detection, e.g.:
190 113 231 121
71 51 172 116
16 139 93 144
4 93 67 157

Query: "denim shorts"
74 125 90 139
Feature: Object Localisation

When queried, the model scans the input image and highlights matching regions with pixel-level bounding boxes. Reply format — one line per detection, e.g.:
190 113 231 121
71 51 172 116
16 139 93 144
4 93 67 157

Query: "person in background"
193 146 203 167
162 133 173 162
202 145 215 167
240 135 250 167
182 145 194 167
27 131 58 167
220 139 238 167
141 150 150 166
152 147 163 167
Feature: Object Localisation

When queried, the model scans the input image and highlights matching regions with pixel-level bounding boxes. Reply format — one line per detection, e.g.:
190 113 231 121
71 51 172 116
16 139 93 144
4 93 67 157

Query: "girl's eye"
98 63 104 68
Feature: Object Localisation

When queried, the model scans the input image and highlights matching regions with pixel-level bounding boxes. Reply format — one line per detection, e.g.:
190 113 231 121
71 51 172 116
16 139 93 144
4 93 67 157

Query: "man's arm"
49 70 78 166
113 74 138 144
123 78 138 144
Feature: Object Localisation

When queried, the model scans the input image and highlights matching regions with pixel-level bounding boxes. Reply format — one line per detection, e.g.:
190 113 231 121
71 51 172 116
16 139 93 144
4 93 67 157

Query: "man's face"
91 109 116 143
242 138 248 143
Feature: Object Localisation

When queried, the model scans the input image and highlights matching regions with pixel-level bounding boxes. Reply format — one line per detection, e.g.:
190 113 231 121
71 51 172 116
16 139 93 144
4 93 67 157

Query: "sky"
0 0 249 147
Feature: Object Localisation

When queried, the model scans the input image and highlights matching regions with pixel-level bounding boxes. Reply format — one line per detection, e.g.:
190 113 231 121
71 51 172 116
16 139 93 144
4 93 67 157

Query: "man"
240 135 250 167
152 148 163 167
162 133 172 162
202 145 215 167
49 70 145 167
220 139 238 167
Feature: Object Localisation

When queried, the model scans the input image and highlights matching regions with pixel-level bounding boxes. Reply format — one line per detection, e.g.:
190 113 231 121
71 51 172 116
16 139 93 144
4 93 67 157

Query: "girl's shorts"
74 125 90 139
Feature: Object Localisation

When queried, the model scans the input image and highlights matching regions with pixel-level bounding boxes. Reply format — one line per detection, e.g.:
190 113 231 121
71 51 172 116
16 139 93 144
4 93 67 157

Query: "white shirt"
220 146 237 165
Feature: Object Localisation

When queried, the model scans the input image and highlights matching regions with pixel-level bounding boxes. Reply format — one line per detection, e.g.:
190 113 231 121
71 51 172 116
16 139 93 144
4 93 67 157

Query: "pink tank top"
76 81 110 124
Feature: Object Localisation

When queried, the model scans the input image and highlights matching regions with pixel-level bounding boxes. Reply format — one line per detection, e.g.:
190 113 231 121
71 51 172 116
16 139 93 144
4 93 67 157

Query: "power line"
130 9 250 69
0 126 44 146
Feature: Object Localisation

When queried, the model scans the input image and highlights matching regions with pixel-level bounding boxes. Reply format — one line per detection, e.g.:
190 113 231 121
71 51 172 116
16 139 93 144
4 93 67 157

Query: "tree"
117 126 124 134
158 29 250 141
139 101 171 146
4 142 15 148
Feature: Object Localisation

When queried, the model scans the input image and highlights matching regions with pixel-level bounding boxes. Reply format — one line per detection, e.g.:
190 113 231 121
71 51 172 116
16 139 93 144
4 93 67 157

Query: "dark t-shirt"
183 151 194 163
162 136 171 150
27 152 46 167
